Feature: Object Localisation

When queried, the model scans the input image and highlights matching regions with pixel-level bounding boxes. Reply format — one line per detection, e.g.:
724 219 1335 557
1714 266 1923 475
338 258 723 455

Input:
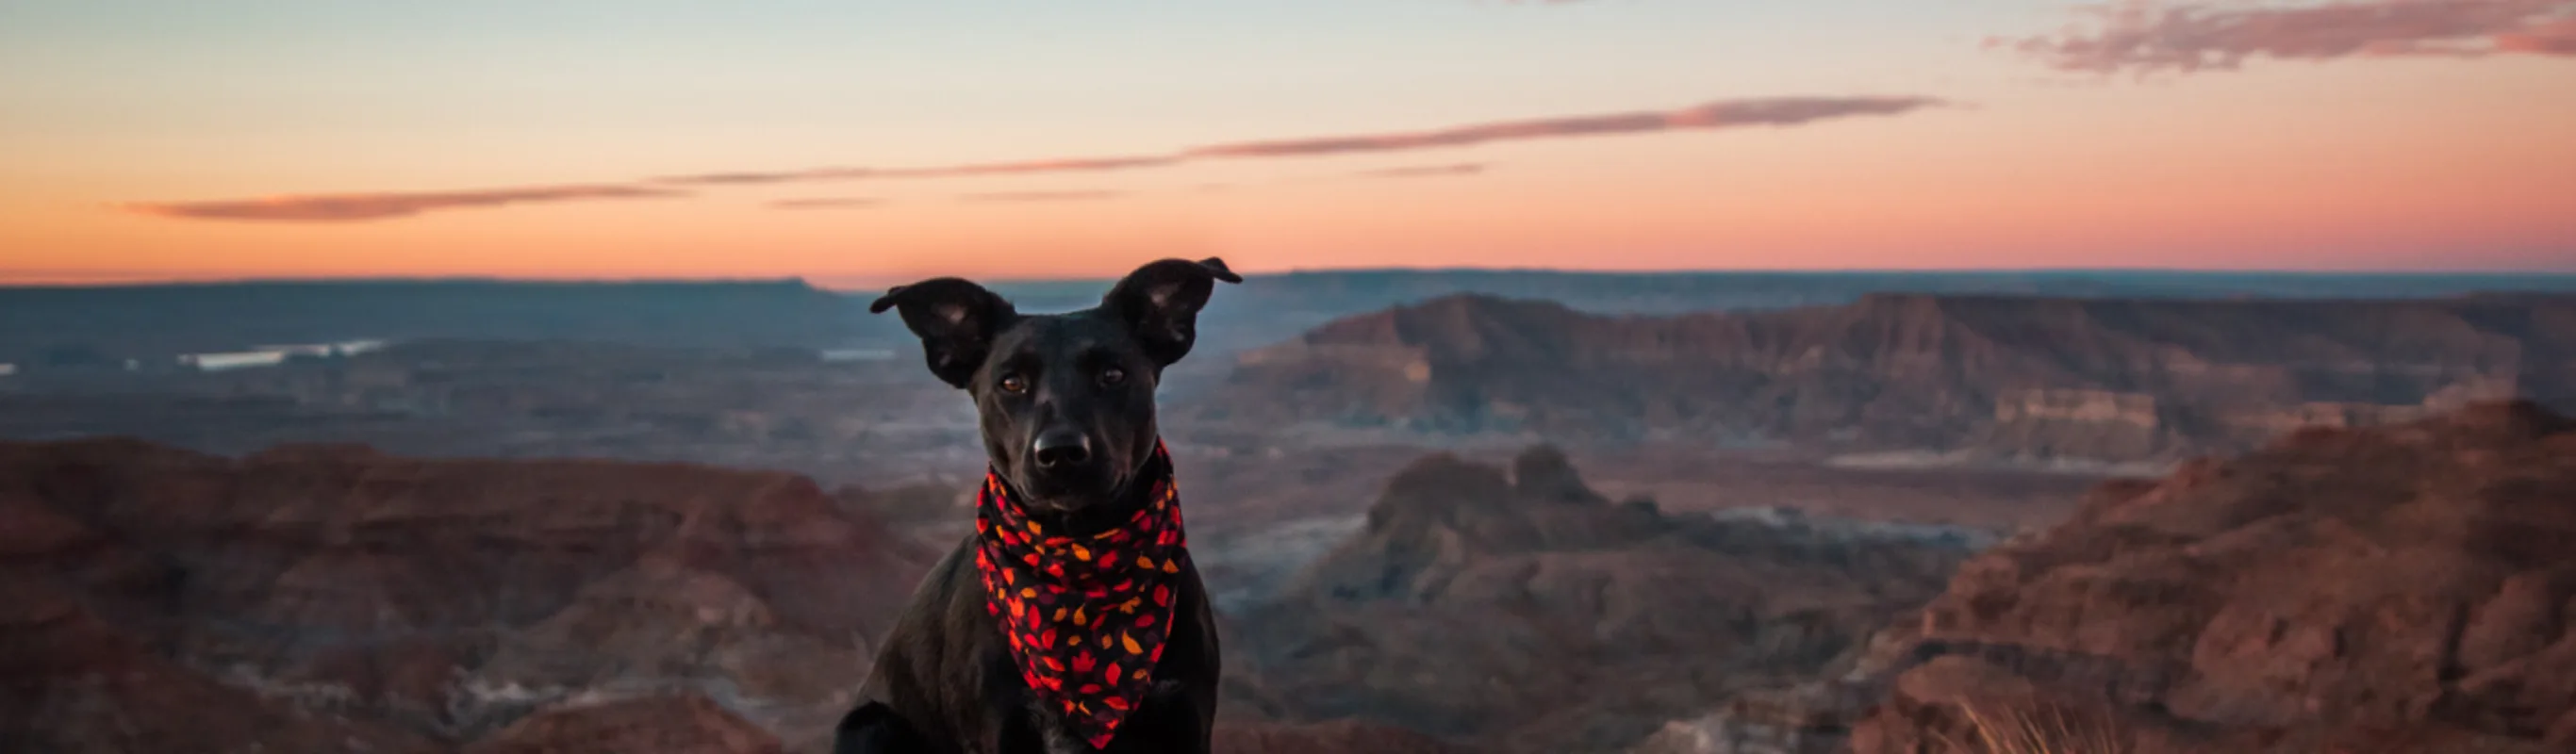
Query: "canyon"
10 279 2576 752
1202 293 2576 466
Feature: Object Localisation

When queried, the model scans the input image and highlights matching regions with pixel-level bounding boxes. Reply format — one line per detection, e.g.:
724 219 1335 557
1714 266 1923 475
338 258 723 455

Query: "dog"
834 258 1240 754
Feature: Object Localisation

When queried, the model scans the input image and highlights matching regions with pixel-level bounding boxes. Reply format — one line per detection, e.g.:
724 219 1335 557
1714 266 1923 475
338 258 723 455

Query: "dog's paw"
834 701 928 754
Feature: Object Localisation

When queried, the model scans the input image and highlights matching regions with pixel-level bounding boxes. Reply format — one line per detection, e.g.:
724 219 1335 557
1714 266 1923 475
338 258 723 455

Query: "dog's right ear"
1101 257 1244 369
869 278 1016 389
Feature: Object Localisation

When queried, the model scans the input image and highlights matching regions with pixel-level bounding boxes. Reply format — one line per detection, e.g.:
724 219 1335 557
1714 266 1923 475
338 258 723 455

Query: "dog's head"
870 257 1241 517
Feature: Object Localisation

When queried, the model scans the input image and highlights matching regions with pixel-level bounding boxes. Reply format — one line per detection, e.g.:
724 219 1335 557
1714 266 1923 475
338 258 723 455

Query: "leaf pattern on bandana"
975 440 1188 750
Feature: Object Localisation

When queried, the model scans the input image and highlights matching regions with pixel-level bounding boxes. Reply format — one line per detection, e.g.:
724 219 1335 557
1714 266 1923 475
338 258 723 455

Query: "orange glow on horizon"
5 8 2573 283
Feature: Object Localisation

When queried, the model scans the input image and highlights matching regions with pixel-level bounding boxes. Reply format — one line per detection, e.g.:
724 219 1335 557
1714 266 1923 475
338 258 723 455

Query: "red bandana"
973 440 1188 750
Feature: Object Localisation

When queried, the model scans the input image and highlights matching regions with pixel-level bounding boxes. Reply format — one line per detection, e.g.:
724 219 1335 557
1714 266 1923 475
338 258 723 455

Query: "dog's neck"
971 438 1187 749
1008 452 1168 540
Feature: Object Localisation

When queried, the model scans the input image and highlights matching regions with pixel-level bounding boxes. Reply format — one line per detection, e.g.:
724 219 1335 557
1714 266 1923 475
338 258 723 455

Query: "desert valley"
4 271 2574 753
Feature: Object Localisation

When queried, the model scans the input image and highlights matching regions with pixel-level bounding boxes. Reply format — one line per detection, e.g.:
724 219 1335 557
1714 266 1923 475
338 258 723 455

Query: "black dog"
834 258 1239 754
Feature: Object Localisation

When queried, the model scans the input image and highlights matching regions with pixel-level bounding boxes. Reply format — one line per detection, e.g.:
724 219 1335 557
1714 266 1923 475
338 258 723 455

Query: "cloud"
1999 0 2576 74
126 96 1946 222
119 184 685 222
1186 97 1944 157
768 197 885 209
958 190 1126 203
656 156 1179 186
2496 13 2576 51
1354 163 1489 178
654 97 1942 186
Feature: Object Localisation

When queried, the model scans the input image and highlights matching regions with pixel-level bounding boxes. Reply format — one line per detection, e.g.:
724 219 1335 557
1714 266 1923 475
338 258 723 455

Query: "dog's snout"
1032 431 1092 469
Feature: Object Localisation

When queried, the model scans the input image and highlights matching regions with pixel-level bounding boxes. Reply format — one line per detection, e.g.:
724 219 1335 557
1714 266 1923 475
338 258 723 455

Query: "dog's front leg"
1091 680 1209 754
834 702 930 754
996 698 1089 754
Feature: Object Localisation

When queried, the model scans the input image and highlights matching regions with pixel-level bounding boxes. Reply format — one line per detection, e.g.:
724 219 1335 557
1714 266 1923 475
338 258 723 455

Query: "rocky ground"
8 348 2569 754
0 438 934 752
1631 401 2576 754
1220 446 1985 753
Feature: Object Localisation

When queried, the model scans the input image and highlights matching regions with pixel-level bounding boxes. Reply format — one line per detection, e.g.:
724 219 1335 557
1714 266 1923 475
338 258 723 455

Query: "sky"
4 0 2573 286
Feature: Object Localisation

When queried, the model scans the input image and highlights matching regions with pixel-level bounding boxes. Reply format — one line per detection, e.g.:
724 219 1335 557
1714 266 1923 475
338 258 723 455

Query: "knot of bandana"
973 439 1188 750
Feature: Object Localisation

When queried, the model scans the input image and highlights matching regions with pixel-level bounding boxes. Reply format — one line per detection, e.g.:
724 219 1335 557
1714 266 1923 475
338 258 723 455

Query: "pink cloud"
1186 97 1943 157
2495 13 2576 51
2000 0 2576 74
124 96 1945 222
1354 163 1489 178
655 97 1941 186
657 156 1179 186
118 184 686 222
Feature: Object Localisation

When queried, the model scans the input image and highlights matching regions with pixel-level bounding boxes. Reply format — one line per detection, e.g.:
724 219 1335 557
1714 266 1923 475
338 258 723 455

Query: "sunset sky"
5 0 2574 286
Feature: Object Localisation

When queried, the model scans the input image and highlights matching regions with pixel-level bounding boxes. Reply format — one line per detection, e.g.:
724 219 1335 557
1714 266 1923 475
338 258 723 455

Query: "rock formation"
1836 401 2576 752
1225 445 1979 753
1198 293 2576 464
0 437 936 752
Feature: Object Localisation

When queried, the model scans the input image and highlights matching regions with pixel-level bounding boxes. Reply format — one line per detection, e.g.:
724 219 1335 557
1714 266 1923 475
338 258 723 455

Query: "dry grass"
1934 702 2134 754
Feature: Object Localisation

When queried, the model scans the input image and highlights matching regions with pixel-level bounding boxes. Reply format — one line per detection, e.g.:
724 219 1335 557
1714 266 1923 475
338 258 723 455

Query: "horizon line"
8 264 2576 291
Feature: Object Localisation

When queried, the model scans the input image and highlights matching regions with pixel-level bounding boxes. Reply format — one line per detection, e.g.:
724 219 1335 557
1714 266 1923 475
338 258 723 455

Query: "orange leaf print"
1121 632 1143 654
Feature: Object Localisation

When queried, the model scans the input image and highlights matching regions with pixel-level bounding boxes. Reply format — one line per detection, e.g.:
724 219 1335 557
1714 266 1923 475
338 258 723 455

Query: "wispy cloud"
1354 163 1489 178
1998 0 2576 74
768 197 885 209
125 96 1947 222
118 184 686 222
652 97 1944 186
958 190 1126 203
656 156 1180 186
1185 97 1943 157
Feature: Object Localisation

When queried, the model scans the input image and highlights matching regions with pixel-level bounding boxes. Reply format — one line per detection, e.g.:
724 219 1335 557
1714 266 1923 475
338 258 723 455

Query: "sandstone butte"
1222 445 1980 753
1839 401 2576 753
1199 293 2575 464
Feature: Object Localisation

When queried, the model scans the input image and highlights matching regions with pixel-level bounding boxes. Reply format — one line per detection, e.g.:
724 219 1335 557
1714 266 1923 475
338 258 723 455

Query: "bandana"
974 440 1189 750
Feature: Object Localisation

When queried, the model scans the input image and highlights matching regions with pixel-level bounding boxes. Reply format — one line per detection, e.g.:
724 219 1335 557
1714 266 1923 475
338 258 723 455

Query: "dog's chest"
1020 679 1189 754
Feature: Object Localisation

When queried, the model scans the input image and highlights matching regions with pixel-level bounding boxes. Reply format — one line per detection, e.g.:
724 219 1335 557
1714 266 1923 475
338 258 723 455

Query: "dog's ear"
1101 257 1243 369
869 278 1016 388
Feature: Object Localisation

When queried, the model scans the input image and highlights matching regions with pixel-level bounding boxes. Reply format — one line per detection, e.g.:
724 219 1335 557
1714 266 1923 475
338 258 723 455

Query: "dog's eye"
1098 367 1126 386
999 374 1029 394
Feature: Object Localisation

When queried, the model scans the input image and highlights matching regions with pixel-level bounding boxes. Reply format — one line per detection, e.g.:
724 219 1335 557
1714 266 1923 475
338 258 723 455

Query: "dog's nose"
1032 431 1092 469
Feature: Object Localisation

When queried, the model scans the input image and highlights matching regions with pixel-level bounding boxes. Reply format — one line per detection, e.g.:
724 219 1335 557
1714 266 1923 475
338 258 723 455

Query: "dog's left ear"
870 277 1017 389
1102 257 1243 368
